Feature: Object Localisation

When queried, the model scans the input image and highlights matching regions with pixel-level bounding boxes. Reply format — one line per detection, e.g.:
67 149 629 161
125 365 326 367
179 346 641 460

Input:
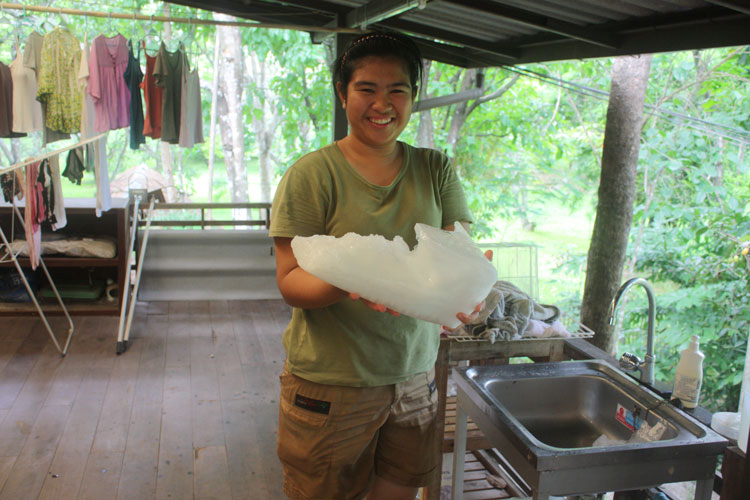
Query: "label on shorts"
294 394 331 415
428 379 436 394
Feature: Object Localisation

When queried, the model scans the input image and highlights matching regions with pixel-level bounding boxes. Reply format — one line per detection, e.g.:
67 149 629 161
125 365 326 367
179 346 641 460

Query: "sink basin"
453 359 727 499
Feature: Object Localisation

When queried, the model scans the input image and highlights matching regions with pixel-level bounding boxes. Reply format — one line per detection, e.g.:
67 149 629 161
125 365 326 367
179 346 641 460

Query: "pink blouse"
88 34 131 132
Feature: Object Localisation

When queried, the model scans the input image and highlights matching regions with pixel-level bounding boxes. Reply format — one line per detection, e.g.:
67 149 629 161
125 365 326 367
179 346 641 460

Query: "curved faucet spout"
608 277 656 386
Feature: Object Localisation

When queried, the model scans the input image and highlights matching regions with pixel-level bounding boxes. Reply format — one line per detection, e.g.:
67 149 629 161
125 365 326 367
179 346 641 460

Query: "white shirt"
10 53 43 133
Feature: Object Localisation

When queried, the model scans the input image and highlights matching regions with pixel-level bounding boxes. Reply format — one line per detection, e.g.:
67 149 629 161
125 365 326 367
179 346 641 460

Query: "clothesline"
0 2 361 34
0 132 107 176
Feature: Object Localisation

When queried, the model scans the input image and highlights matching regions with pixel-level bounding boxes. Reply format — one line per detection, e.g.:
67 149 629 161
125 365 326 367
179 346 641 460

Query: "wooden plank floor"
0 299 291 500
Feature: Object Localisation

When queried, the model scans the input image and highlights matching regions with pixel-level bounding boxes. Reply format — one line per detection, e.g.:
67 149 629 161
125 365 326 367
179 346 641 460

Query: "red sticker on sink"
615 403 641 431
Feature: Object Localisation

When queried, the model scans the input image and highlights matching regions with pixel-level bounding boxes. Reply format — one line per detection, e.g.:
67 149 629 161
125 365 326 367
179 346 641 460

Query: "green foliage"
617 48 750 412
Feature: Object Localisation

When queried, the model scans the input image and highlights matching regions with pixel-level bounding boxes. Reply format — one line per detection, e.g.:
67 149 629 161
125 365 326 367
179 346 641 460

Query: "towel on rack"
449 280 561 343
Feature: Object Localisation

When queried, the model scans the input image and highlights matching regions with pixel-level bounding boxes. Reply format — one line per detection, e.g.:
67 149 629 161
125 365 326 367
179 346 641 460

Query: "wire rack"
448 313 594 343
478 242 539 301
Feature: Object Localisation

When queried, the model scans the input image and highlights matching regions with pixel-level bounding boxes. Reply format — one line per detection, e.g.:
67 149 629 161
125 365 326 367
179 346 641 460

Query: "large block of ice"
291 223 497 328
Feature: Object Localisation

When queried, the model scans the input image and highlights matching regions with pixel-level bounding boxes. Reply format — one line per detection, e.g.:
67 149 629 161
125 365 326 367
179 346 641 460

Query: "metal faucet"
608 277 656 386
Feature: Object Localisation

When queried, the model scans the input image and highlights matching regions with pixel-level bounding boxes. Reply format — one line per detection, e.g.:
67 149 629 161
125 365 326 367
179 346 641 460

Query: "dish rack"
447 312 594 343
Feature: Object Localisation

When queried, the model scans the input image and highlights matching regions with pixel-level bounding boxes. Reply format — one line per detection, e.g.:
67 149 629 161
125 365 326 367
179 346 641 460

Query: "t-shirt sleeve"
87 40 102 101
78 42 91 91
23 35 39 71
269 154 329 239
153 47 167 87
436 152 473 227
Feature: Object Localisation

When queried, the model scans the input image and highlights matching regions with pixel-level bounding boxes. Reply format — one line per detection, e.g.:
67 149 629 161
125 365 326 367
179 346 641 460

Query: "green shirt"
36 28 82 134
270 142 472 386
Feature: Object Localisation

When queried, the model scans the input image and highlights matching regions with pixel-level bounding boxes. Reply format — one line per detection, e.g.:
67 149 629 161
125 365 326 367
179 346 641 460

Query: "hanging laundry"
36 27 82 135
0 61 25 138
123 39 145 149
24 162 41 270
63 147 85 185
10 51 43 133
78 34 96 139
179 62 204 148
36 159 54 226
1 169 24 203
76 35 112 217
48 155 66 230
141 41 163 139
153 42 186 144
24 31 70 145
88 33 131 133
93 137 112 217
78 35 97 177
0 174 15 203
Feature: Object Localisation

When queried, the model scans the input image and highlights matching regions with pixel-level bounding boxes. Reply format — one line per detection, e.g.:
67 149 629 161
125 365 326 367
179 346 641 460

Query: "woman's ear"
336 82 347 109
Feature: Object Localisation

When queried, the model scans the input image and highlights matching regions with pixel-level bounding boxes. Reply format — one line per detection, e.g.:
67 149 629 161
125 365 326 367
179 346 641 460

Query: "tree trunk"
161 4 177 202
214 13 248 217
416 60 435 149
246 52 279 203
446 69 477 159
581 55 653 354
207 30 220 208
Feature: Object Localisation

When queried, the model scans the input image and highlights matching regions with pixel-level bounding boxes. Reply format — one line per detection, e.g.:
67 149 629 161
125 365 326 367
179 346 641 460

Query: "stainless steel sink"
452 359 727 500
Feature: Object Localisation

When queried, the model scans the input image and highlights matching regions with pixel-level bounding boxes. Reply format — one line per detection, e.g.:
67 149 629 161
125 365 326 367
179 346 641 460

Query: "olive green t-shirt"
270 141 472 386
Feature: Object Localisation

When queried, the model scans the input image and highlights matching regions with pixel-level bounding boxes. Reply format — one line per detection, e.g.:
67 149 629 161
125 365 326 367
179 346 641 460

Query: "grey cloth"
453 280 560 342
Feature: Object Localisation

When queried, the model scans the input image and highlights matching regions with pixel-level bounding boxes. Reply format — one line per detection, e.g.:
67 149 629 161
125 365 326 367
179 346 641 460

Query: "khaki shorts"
277 365 439 500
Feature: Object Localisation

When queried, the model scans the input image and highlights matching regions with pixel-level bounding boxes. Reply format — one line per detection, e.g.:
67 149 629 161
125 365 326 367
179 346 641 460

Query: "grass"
481 201 595 306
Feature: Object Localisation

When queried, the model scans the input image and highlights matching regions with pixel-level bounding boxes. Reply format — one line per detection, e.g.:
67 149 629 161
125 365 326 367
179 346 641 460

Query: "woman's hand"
444 249 494 331
348 293 401 317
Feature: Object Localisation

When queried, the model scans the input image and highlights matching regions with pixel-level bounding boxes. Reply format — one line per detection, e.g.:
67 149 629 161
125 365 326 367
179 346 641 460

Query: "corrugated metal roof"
168 0 750 67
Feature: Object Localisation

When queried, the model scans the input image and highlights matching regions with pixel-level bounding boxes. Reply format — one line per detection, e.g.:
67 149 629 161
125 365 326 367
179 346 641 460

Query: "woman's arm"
274 237 349 308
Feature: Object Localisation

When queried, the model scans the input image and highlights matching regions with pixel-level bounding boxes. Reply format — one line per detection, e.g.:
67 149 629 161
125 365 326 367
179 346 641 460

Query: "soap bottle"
673 335 704 409
738 330 750 453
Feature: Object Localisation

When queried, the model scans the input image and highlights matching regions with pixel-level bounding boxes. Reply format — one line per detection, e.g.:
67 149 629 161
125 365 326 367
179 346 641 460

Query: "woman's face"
337 56 415 150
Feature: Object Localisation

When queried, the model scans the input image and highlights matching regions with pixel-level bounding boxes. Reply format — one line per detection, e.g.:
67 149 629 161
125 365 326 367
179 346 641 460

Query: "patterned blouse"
36 27 82 134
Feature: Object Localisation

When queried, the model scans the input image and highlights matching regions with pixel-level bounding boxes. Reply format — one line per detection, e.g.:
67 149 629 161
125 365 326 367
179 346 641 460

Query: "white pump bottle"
672 335 704 409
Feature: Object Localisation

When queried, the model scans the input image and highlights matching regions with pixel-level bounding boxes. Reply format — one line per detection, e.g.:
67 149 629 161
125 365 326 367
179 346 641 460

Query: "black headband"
340 34 403 74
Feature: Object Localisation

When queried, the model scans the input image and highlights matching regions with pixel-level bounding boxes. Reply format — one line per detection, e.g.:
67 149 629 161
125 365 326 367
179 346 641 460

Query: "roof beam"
440 0 619 49
345 0 423 29
704 0 750 16
381 18 519 61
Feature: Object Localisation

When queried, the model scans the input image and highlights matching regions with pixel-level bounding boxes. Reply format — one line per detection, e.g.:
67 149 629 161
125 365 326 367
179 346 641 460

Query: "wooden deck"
0 299 512 500
0 300 290 500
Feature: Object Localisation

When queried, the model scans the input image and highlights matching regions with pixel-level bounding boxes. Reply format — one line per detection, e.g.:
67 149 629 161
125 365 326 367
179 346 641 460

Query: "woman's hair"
332 30 424 97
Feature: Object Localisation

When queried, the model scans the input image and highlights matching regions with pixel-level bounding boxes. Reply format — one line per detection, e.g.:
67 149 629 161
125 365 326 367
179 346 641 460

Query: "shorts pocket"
280 392 329 427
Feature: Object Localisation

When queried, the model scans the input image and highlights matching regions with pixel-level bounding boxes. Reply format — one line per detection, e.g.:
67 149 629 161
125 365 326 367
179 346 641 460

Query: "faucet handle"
619 352 643 372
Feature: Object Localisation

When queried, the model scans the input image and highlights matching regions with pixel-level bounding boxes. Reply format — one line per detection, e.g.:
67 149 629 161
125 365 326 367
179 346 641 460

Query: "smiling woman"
269 30 480 500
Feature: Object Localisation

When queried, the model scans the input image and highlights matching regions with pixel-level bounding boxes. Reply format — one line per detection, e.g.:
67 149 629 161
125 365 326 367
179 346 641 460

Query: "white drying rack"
448 313 595 344
0 132 107 356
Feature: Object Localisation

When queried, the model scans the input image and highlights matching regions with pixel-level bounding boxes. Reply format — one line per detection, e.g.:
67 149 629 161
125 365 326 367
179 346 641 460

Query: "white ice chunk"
291 222 497 328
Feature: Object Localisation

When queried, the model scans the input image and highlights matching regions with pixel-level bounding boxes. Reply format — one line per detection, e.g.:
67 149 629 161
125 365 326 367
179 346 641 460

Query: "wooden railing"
134 202 271 230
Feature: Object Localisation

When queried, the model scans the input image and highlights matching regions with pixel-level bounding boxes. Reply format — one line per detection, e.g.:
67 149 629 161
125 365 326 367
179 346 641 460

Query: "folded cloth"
524 319 572 338
451 280 560 343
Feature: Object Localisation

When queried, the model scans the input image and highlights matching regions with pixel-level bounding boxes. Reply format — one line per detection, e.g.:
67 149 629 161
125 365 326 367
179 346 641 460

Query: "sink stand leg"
451 404 467 500
694 478 713 500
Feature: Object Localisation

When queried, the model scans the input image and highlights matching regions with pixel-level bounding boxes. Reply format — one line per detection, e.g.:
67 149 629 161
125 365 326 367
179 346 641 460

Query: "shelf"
1 199 129 316
0 256 120 267
0 297 120 316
